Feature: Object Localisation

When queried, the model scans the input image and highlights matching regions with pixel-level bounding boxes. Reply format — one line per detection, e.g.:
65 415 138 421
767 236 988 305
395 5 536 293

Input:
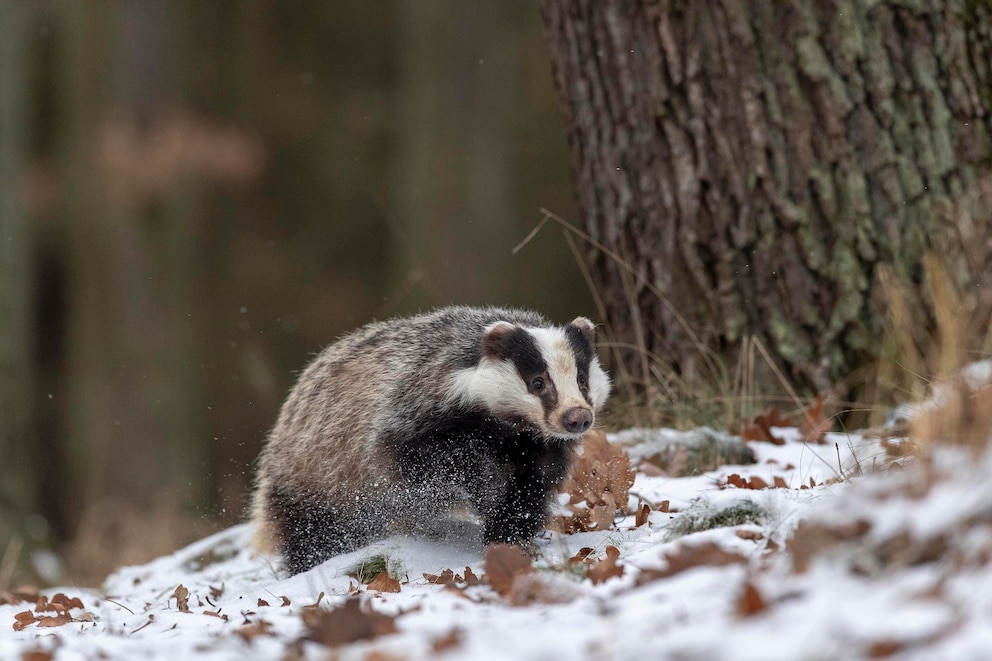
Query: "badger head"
448 316 611 439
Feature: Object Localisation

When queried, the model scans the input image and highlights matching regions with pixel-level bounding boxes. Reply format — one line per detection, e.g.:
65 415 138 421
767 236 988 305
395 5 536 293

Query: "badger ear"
568 316 597 347
482 321 516 358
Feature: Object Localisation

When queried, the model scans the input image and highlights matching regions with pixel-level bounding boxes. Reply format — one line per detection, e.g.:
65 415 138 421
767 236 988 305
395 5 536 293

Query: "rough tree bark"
541 0 992 410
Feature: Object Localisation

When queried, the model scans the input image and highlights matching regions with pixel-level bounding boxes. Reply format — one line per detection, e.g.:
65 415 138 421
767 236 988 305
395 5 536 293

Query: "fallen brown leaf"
635 502 651 527
736 581 767 617
302 597 398 647
506 572 583 606
741 409 792 444
799 394 833 443
174 585 190 613
462 567 481 586
431 628 463 653
787 519 872 573
235 619 273 642
424 569 457 586
748 476 769 490
586 546 624 585
367 572 401 594
37 613 73 628
735 529 764 541
566 547 595 570
637 542 748 585
484 545 532 598
13 610 37 631
559 431 635 533
20 651 52 661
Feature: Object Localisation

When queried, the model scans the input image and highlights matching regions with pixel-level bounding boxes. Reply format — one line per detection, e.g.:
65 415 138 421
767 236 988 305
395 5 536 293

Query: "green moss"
347 554 402 583
665 499 768 541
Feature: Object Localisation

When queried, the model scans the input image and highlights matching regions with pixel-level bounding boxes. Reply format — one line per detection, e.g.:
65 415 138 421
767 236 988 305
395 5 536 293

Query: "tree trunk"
0 0 38 579
58 2 206 526
391 1 518 308
541 0 992 414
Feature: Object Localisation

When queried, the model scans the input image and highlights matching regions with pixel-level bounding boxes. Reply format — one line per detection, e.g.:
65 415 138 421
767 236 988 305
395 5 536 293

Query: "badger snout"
562 407 593 434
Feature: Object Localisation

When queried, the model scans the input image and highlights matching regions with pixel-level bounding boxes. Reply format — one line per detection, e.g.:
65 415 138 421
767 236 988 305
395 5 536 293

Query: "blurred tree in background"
0 1 586 585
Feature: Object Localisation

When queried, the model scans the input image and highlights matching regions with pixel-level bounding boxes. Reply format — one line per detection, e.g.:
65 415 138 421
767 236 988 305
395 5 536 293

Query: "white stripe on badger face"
525 327 599 438
587 356 611 409
446 359 545 423
526 327 585 404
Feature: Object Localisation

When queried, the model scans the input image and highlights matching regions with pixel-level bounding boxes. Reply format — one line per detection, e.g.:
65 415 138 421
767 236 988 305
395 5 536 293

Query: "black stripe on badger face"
564 323 594 405
483 323 558 412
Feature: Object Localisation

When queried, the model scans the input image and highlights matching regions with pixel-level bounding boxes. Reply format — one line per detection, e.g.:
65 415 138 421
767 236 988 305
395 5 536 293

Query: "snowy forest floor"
5 373 992 660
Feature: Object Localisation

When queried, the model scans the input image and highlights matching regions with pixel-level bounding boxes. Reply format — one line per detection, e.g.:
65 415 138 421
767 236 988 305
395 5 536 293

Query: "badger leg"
478 467 548 545
474 436 576 546
266 486 373 575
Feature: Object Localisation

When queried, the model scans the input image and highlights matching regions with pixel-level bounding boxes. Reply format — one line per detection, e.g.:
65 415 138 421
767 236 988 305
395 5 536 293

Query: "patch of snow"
5 426 992 659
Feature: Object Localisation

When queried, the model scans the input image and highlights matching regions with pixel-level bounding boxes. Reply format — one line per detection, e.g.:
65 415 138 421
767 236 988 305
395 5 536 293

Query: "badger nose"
562 407 593 434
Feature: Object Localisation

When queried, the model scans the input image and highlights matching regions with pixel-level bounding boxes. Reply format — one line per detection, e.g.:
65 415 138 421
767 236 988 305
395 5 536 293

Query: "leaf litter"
6 411 992 659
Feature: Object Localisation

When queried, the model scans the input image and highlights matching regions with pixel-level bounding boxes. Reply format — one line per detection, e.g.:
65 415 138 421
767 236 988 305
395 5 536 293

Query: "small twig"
103 597 135 615
130 614 155 635
511 211 552 254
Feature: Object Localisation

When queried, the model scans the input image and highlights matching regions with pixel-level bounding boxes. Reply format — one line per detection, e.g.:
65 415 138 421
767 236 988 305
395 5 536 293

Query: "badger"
250 306 611 574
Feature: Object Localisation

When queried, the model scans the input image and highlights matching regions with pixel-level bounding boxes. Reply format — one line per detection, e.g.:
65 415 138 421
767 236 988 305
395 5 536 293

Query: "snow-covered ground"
5 423 992 660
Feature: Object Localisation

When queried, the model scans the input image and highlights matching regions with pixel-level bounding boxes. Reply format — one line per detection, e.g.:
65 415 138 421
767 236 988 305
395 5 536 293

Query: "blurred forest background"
4 0 992 589
0 1 590 585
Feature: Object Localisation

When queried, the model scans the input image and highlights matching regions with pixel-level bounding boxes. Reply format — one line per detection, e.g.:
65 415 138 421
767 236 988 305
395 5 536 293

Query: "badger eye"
577 374 587 388
531 377 545 392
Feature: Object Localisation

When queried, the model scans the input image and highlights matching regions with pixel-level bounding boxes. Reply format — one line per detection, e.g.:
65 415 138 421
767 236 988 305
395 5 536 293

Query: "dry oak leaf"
567 547 595 569
506 571 583 606
367 572 401 593
725 473 792 490
37 613 74 628
586 546 625 585
484 544 533 598
799 394 833 443
559 431 635 533
637 542 748 585
21 651 52 661
431 628 464 654
423 567 481 588
736 581 767 618
235 618 274 643
735 529 765 542
302 597 398 647
13 610 37 631
787 518 872 573
424 569 457 586
463 566 481 586
635 502 651 527
174 585 190 613
740 408 793 444
37 593 84 614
